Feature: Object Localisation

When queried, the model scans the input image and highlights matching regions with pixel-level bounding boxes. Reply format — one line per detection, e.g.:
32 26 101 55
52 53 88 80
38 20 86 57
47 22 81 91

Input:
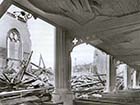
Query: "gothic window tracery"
7 29 22 60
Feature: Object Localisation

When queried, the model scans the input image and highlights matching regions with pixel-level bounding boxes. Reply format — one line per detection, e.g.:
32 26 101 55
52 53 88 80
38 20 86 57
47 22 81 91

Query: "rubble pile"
29 62 54 91
71 74 106 98
0 52 54 104
71 72 124 98
0 52 54 91
0 88 52 105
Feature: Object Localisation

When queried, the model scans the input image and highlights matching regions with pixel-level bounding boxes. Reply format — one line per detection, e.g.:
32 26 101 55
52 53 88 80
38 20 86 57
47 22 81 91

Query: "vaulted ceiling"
11 0 140 70
28 0 140 25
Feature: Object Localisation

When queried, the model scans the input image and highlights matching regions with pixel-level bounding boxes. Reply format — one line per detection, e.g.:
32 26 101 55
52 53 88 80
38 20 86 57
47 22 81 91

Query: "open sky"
5 5 96 69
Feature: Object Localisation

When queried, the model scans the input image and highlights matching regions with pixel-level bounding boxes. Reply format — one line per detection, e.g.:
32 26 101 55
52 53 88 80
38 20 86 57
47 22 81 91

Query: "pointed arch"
7 28 22 61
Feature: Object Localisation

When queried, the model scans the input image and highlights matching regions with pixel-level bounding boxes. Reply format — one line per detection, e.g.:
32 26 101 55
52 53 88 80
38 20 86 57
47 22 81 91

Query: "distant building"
73 47 108 75
0 12 31 70
92 48 108 74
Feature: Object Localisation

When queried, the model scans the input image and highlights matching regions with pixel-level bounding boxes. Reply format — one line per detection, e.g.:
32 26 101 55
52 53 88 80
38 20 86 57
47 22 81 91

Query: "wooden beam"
1 96 40 105
0 87 47 98
0 0 12 18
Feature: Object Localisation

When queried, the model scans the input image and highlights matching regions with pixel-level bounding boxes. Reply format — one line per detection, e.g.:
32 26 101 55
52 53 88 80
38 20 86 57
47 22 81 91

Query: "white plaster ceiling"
28 0 140 24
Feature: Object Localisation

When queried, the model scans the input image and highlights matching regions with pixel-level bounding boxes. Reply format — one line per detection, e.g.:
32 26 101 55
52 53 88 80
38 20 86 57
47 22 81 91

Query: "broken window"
7 29 22 61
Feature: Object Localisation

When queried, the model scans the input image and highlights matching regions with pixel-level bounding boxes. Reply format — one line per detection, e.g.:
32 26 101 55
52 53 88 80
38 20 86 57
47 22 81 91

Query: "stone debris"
71 72 124 98
71 74 106 98
0 51 54 105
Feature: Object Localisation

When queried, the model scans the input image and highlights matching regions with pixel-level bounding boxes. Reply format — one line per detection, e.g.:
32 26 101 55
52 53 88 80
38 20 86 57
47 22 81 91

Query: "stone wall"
0 12 31 68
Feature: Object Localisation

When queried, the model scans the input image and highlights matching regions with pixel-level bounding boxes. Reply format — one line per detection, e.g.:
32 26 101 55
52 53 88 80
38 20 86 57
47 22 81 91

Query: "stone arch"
6 28 22 69
71 43 96 73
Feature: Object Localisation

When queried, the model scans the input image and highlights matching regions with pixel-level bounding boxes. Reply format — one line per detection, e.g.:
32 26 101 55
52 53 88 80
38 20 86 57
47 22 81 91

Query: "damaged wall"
0 12 31 69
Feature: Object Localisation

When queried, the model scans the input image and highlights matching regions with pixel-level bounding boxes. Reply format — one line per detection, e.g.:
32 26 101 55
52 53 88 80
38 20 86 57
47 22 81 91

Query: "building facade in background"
0 12 31 70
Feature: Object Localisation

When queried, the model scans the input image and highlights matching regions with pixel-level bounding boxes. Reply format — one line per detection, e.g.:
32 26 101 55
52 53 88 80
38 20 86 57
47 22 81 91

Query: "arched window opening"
7 29 22 60
7 29 22 70
71 43 108 98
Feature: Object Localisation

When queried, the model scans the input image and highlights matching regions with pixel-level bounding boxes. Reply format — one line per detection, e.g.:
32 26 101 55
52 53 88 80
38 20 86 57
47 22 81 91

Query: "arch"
7 28 22 61
70 37 84 52
71 43 96 74
71 42 110 97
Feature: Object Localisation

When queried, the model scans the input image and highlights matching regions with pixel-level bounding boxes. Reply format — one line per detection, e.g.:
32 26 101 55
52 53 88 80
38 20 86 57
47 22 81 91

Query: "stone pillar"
53 27 73 105
123 64 132 90
133 70 140 88
106 55 116 92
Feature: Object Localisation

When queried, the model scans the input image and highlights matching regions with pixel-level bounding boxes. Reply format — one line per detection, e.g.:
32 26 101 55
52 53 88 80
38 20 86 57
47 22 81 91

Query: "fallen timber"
0 87 52 105
0 51 54 104
77 80 106 87
13 51 33 83
1 96 40 105
0 51 54 90
71 67 124 98
31 62 53 75
73 87 104 93
71 73 106 97
0 87 48 98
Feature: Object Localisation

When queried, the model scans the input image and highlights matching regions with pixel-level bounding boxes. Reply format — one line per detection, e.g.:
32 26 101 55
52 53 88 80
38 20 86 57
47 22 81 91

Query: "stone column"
53 27 73 105
133 70 140 88
123 64 132 90
106 55 116 92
